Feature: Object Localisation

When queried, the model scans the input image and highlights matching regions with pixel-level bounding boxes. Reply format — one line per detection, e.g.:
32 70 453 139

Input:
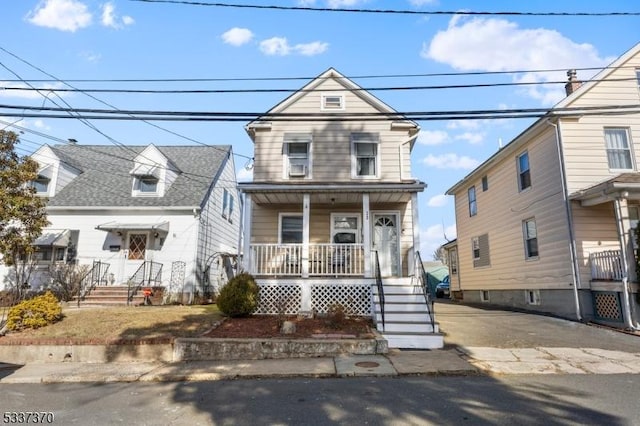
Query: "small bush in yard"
6 291 62 331
216 273 259 317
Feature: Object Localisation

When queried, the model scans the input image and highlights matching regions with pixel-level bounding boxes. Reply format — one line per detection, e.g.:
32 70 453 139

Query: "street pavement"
1 300 639 383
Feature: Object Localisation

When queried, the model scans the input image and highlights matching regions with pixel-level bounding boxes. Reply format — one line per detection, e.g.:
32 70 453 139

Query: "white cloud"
236 167 253 182
260 37 328 56
294 41 329 56
455 132 484 145
422 16 613 105
427 194 448 207
79 51 101 63
327 0 367 7
260 37 291 56
423 153 479 169
446 119 480 130
222 27 254 46
420 223 457 258
27 0 92 32
101 2 134 29
418 129 449 146
409 0 437 6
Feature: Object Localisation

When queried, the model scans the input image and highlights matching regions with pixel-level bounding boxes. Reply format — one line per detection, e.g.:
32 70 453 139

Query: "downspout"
547 119 582 321
613 197 639 330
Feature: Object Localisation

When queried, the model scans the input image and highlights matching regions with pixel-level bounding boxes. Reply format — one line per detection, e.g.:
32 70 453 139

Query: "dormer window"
284 133 312 179
321 94 344 110
31 175 50 194
136 175 159 193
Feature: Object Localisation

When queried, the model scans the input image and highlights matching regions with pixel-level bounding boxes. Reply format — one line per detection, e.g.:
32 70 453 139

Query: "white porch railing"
589 250 623 281
250 243 364 276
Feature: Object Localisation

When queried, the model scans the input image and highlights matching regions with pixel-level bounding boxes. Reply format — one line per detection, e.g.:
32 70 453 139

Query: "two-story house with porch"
0 142 241 305
445 42 640 331
238 68 443 349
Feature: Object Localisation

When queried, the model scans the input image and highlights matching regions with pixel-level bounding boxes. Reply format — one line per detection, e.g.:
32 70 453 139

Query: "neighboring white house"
238 68 443 348
445 43 640 331
0 143 241 303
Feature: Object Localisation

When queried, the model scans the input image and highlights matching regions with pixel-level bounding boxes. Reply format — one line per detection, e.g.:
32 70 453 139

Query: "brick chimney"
565 69 581 96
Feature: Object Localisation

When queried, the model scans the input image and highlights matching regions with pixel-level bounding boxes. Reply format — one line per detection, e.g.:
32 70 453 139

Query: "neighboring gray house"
0 143 241 303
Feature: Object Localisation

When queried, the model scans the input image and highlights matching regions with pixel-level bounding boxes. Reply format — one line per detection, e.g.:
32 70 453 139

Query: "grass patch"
1 304 223 341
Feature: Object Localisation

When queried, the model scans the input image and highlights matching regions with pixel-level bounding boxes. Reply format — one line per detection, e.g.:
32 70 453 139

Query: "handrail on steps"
415 251 435 330
77 261 110 307
127 261 163 305
374 250 385 331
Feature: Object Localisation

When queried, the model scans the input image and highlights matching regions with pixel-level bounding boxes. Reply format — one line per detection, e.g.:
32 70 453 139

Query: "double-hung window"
468 186 477 216
331 214 360 244
517 152 531 191
284 133 311 178
351 133 379 178
280 215 303 244
222 189 234 222
523 218 539 259
604 128 633 170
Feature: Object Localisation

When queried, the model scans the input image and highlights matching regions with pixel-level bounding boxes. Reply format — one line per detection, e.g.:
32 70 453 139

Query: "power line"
2 65 634 83
128 1 640 17
4 77 637 95
0 46 254 161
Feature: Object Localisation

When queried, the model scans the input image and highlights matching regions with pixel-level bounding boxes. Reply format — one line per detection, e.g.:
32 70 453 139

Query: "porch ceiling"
250 191 411 204
570 173 640 206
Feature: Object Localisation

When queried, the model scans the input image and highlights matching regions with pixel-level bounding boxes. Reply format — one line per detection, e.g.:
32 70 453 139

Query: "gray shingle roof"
47 144 231 208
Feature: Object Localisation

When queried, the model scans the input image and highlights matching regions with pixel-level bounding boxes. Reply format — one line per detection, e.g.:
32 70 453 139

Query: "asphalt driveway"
434 300 640 352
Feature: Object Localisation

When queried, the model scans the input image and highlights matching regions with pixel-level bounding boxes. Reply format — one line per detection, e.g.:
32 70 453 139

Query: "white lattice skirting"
256 279 373 315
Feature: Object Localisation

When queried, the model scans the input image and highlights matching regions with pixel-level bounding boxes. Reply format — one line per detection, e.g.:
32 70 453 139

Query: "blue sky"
1 0 639 258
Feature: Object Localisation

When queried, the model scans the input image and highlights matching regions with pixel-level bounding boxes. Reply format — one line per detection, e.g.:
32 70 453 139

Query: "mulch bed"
202 315 376 339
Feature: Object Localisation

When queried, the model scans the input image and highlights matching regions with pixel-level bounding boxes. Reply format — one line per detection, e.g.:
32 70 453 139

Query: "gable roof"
446 42 640 195
45 144 231 208
245 67 419 136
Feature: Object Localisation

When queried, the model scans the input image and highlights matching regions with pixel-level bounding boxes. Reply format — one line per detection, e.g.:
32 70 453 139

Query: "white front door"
373 214 399 277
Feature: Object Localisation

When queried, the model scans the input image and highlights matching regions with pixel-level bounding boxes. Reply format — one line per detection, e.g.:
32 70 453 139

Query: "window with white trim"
523 218 539 259
280 215 303 244
135 176 159 193
284 133 311 178
222 189 234 222
321 94 344 110
351 133 379 178
604 128 634 170
331 214 360 244
30 175 50 194
468 186 477 216
517 151 531 191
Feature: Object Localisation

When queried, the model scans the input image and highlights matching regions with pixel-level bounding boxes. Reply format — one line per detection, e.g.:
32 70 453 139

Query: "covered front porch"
238 182 425 314
570 173 640 329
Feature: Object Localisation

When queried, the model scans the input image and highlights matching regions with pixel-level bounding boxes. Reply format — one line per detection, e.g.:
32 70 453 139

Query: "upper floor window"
351 133 379 178
284 133 311 178
135 175 159 194
321 94 344 110
468 186 477 216
31 175 50 194
604 128 633 170
482 175 489 191
222 189 234 222
517 151 531 191
523 218 539 259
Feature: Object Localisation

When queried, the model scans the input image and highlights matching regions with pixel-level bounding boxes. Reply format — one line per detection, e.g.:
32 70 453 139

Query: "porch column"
301 193 311 313
410 192 420 276
242 193 252 273
614 196 635 329
362 193 371 278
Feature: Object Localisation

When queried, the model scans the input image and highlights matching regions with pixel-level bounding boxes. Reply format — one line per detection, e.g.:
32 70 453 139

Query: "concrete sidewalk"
3 345 640 384
0 350 476 384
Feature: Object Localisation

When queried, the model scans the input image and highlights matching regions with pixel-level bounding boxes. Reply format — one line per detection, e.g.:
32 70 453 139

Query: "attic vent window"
322 94 344 110
137 176 158 193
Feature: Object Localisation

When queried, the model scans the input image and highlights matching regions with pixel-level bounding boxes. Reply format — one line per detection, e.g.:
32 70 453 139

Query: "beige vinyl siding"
560 52 640 193
253 78 414 182
570 201 620 286
454 126 574 291
249 200 414 276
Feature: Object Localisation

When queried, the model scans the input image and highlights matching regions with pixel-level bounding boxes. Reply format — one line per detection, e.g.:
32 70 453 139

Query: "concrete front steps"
76 286 145 306
373 277 444 349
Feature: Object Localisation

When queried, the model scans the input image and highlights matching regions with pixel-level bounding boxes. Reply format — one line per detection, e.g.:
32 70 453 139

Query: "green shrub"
6 291 62 331
216 273 259 317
